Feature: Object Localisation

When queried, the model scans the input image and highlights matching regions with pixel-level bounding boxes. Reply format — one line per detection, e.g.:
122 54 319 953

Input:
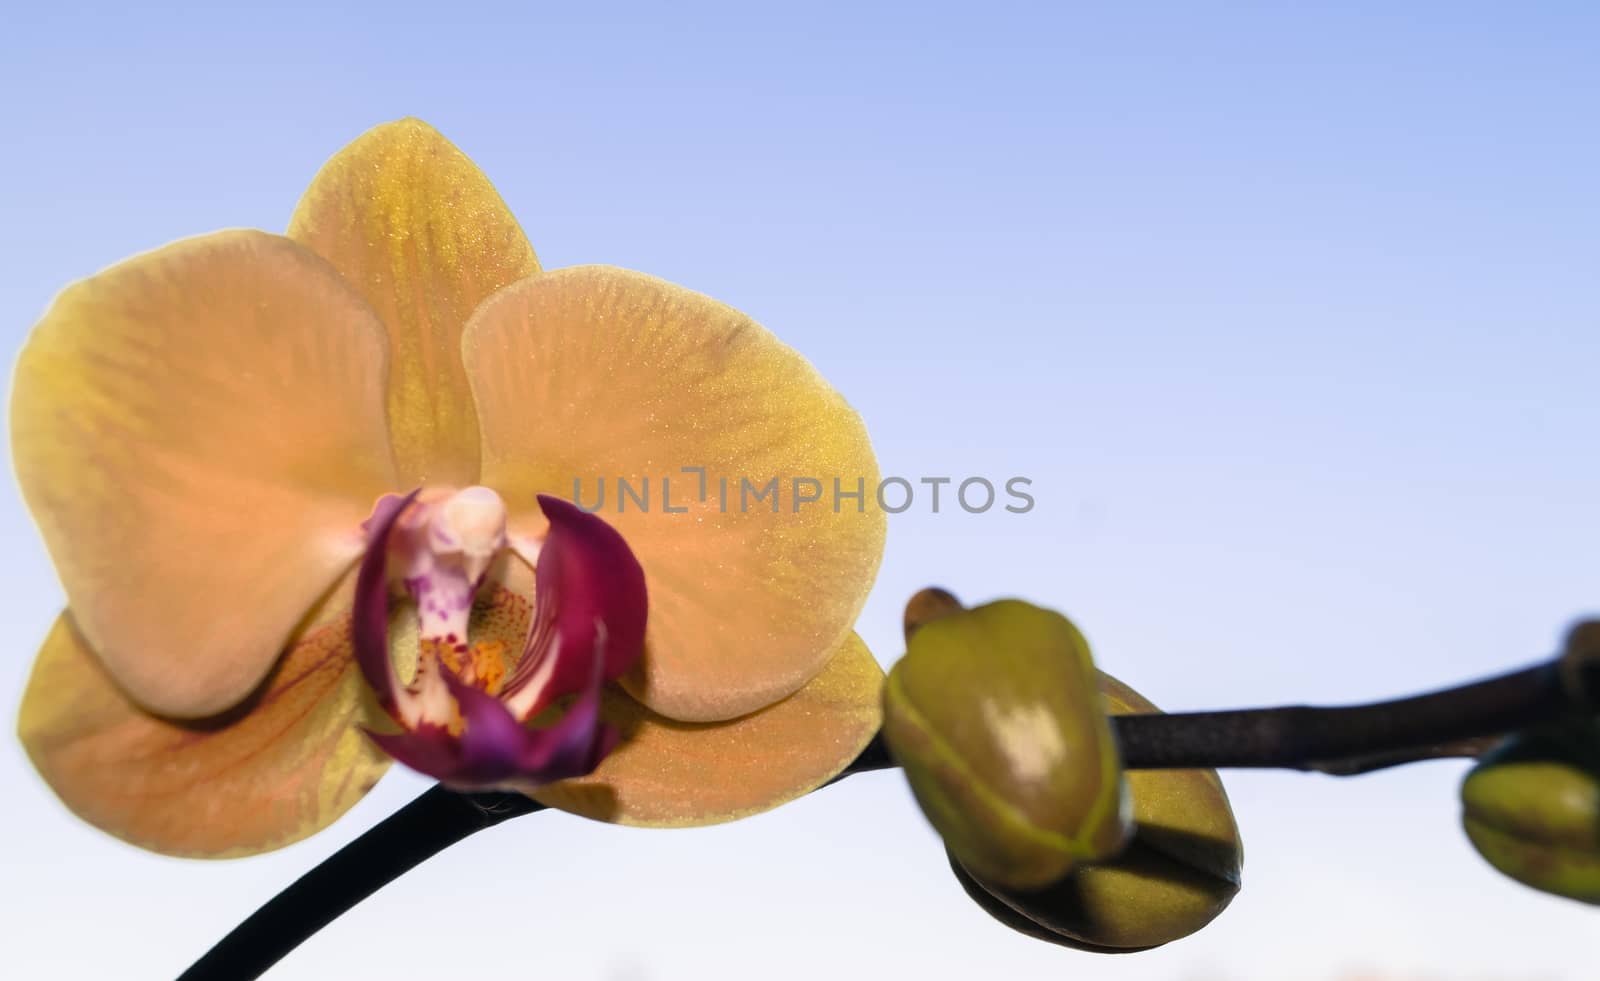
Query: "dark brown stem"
176 789 544 981
1110 660 1571 772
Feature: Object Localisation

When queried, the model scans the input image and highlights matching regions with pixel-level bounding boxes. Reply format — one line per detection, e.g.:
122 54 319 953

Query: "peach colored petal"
17 602 390 859
462 266 884 722
11 230 398 717
288 118 541 487
530 632 883 827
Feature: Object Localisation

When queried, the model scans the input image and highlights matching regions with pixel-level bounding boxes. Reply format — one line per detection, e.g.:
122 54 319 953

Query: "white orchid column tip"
379 486 509 647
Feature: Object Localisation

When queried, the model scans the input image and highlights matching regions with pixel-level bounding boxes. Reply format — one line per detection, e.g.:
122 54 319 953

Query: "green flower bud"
903 586 965 641
1558 619 1600 707
1461 718 1600 904
952 673 1244 952
883 598 1131 890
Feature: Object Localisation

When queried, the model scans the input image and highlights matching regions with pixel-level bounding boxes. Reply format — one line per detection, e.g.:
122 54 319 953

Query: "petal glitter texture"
462 266 885 723
17 608 390 858
10 231 398 717
288 118 541 487
531 631 884 827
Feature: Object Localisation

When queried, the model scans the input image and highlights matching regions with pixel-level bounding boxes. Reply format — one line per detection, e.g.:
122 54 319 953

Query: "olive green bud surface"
956 672 1244 952
883 599 1131 890
1461 719 1600 904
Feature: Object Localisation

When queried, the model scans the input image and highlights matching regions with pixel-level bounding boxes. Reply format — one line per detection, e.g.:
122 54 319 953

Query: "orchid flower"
13 119 885 857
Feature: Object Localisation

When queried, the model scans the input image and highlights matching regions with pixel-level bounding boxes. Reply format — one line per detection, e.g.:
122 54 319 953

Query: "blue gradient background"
3 3 1598 978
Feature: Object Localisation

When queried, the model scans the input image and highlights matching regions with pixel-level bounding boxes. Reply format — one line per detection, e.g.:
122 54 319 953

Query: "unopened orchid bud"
1558 619 1600 708
1461 718 1600 904
903 586 964 640
953 672 1244 952
883 597 1131 890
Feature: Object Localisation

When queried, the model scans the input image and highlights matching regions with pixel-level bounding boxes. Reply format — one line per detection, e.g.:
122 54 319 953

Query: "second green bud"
1461 718 1600 904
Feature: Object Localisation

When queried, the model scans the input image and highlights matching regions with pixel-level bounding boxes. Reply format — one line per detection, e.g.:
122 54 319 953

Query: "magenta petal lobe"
502 495 648 721
363 725 461 781
365 660 617 789
353 490 419 717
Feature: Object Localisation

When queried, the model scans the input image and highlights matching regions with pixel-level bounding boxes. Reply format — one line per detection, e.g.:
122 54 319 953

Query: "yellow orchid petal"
462 266 885 722
17 604 390 858
288 118 541 487
531 632 883 827
11 231 398 717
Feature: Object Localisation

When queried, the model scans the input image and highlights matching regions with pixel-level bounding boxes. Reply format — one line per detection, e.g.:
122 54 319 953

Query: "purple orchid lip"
352 490 417 717
500 494 649 720
352 488 647 790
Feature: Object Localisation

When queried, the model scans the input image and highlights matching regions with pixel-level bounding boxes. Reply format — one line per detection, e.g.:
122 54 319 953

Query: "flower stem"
179 652 1588 979
176 789 545 981
1110 659 1574 773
